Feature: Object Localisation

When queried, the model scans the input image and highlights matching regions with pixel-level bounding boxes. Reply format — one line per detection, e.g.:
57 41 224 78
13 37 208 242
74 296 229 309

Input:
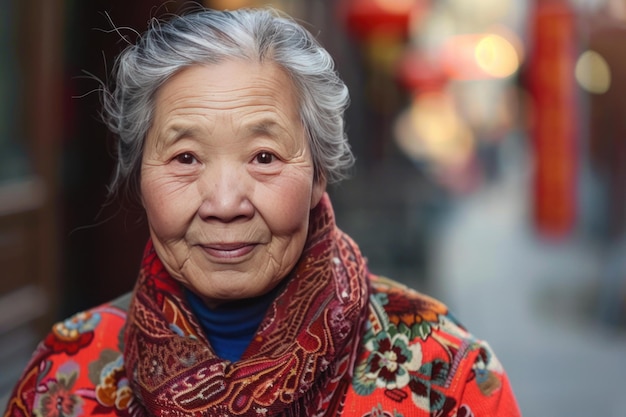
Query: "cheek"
257 175 314 236
141 171 198 238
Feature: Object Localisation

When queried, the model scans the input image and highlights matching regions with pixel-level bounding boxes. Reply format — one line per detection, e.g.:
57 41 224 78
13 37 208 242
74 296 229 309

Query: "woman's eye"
175 152 196 165
255 152 275 164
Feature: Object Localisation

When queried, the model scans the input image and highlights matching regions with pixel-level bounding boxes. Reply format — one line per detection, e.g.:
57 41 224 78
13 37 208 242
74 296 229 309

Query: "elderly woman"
4 7 520 417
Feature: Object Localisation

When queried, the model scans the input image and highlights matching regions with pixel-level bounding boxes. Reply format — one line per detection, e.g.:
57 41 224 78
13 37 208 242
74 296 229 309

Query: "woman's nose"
197 163 254 223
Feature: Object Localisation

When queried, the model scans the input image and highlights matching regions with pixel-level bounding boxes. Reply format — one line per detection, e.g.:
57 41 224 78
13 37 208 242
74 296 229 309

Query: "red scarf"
124 194 369 416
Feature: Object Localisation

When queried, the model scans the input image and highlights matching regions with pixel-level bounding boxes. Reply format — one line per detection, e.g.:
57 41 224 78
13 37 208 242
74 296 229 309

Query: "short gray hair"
102 7 354 198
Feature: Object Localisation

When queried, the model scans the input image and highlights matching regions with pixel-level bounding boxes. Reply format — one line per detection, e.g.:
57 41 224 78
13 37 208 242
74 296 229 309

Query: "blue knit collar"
184 286 281 362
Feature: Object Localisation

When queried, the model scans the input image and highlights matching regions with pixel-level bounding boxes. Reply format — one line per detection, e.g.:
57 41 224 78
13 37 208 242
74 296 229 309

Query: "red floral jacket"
3 276 521 417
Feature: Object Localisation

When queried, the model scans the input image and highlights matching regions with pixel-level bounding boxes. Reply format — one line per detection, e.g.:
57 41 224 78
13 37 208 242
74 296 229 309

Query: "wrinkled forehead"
144 60 307 149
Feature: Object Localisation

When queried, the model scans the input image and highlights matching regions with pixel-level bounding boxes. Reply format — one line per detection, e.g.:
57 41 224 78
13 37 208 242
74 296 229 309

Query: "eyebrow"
245 119 282 137
155 125 199 149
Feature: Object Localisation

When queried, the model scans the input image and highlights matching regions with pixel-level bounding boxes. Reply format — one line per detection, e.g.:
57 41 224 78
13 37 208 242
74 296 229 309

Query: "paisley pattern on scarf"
123 194 370 417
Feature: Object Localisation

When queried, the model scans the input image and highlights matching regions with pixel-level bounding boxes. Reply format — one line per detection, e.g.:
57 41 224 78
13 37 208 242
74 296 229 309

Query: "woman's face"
140 61 325 305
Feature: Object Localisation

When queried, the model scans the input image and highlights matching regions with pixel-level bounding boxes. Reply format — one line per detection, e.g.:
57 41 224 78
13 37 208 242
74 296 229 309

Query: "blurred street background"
1 0 625 415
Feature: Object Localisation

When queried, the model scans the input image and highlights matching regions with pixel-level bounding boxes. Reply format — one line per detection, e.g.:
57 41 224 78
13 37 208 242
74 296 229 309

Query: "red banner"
527 0 579 237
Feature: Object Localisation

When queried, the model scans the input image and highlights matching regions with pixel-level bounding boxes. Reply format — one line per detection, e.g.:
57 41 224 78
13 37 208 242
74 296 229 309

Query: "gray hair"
102 7 353 198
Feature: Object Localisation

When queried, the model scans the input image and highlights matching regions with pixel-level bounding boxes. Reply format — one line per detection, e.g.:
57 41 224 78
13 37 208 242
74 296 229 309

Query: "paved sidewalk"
429 171 626 416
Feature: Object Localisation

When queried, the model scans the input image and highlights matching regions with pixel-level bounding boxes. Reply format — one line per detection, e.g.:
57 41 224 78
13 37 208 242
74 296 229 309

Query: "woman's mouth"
200 243 256 260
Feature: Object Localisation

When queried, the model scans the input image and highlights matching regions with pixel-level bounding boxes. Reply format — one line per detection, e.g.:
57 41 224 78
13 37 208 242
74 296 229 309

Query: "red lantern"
338 0 427 42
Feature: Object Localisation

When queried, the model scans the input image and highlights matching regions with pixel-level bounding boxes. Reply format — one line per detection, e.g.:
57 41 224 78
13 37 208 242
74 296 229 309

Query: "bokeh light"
441 31 521 80
395 91 475 167
475 33 520 78
575 49 611 94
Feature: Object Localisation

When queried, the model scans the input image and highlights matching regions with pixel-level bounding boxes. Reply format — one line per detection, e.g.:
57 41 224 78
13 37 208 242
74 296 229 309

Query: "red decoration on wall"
338 0 427 41
526 0 579 237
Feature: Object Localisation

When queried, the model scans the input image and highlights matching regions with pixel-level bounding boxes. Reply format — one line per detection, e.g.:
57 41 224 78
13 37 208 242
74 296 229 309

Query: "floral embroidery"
408 369 450 412
361 403 405 417
349 277 520 416
34 364 83 417
353 286 458 414
368 289 444 343
364 331 422 390
472 346 502 396
378 277 448 328
457 404 475 417
95 355 134 411
44 311 101 355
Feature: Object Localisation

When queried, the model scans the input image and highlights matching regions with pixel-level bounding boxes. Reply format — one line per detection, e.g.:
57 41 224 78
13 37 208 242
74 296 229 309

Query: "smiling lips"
200 243 257 260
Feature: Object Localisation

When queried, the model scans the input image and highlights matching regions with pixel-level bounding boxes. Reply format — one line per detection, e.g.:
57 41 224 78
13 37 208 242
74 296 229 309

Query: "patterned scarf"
124 194 369 417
